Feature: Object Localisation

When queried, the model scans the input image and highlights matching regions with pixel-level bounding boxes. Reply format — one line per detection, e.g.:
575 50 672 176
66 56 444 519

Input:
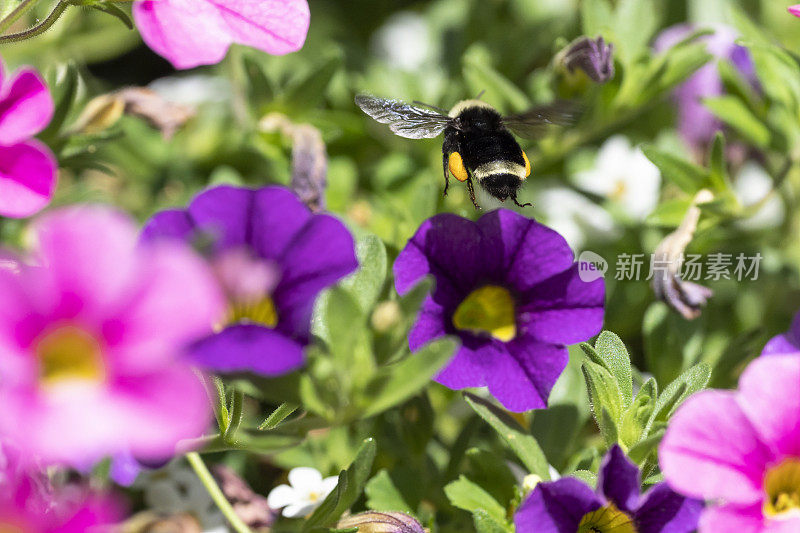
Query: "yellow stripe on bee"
449 152 469 182
523 151 531 178
472 160 526 180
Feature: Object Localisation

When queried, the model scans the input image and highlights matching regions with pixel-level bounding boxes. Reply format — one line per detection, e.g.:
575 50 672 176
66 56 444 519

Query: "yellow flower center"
764 458 800 518
452 285 516 342
35 326 105 386
221 296 279 329
611 179 628 201
578 504 637 533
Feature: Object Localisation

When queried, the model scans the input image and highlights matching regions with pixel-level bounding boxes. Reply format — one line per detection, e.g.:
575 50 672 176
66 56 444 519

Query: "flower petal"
0 141 56 218
659 390 773 504
186 185 253 251
288 467 323 493
484 340 569 412
634 482 703 533
408 295 450 351
267 484 297 509
283 502 316 518
515 478 603 533
477 210 575 294
189 324 305 375
140 209 196 244
697 504 764 533
597 445 640 513
434 343 489 391
205 0 310 55
762 311 800 356
0 68 54 144
737 355 800 457
518 263 605 345
249 186 313 259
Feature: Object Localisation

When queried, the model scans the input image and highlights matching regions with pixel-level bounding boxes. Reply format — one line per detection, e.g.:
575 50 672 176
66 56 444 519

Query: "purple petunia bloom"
515 446 703 533
393 210 604 412
762 310 800 356
142 185 358 375
654 24 756 154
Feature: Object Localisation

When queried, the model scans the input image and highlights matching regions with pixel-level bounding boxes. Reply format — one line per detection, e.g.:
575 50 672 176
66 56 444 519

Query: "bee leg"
442 153 450 197
466 178 481 210
511 194 532 208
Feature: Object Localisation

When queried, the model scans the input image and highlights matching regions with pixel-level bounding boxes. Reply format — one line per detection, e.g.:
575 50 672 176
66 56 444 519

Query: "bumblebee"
356 94 573 209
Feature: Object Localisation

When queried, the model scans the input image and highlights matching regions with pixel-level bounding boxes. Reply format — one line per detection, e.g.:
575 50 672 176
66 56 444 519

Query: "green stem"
0 0 67 44
0 0 43 34
185 452 254 533
224 389 245 443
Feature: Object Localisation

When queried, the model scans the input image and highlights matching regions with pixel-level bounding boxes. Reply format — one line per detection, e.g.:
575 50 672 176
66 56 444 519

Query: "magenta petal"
698 504 764 533
597 445 640 513
190 324 304 375
0 141 56 218
515 478 603 533
737 355 800 457
789 5 800 18
485 340 569 412
133 0 309 70
0 69 54 144
518 264 605 345
659 390 773 505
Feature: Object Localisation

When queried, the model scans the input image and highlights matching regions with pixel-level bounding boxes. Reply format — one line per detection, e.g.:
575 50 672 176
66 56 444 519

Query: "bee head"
480 173 523 202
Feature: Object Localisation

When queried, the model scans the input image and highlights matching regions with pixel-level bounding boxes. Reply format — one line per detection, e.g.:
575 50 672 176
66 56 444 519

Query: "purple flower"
142 185 358 375
762 310 800 356
654 25 755 153
557 36 615 84
133 0 310 69
515 446 703 533
0 59 57 218
393 210 604 412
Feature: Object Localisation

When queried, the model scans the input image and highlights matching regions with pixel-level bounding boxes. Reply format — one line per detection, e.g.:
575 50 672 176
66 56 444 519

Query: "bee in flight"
355 94 574 209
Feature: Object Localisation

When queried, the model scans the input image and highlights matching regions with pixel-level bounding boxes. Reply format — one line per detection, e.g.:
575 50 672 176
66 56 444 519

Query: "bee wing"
502 101 580 139
355 94 452 139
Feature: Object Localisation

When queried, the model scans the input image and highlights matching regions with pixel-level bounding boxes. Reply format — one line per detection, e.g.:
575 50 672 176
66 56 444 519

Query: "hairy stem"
0 0 68 44
186 452 254 533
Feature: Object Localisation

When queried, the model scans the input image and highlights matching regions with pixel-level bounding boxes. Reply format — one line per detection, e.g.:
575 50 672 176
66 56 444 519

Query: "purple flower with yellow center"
142 185 358 375
515 446 703 533
393 210 604 412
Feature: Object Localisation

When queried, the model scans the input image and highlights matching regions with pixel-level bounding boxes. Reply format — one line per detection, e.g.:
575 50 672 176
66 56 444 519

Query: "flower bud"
336 511 426 533
555 36 615 85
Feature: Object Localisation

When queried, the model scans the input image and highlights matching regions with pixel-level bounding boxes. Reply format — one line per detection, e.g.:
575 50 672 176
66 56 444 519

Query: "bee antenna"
511 195 532 208
475 90 486 100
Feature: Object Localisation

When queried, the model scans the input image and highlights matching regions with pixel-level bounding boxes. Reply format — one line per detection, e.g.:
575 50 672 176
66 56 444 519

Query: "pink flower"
790 5 800 17
659 354 800 532
133 0 310 69
0 59 57 218
0 206 224 466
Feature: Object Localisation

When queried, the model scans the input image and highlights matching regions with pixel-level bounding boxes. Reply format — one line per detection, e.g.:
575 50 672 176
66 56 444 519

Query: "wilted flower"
0 207 222 465
133 0 310 69
267 467 338 518
763 310 800 356
516 445 702 533
142 185 358 375
0 58 56 218
394 210 604 412
573 135 661 221
337 511 426 533
556 35 615 84
654 24 755 155
660 354 800 531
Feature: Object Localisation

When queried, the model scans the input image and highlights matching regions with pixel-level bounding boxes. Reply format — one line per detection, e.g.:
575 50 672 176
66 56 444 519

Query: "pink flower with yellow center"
660 354 800 532
0 206 224 466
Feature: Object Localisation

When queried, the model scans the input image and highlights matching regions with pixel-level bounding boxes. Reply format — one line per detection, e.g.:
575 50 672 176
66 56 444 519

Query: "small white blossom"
734 161 784 230
373 12 434 71
574 135 661 221
267 467 338 518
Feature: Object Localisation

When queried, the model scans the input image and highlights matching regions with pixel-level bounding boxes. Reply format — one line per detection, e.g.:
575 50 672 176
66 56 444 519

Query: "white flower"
373 12 434 71
149 74 231 106
140 463 228 533
574 135 661 221
267 467 338 518
734 161 784 230
536 186 618 250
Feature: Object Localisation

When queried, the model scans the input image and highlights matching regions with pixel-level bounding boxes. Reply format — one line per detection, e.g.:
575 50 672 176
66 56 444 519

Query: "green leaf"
303 439 377 530
89 2 134 29
463 393 550 479
570 470 598 488
641 145 707 195
580 0 614 36
259 403 298 431
462 47 530 113
444 476 506 524
40 64 79 144
704 96 770 148
362 337 457 418
581 360 623 442
340 229 388 313
646 363 711 433
627 429 665 464
613 0 660 65
594 331 633 407
365 469 412 513
708 132 729 192
282 52 342 110
312 286 366 360
466 448 518 507
618 380 655 448
243 55 275 107
473 510 513 533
